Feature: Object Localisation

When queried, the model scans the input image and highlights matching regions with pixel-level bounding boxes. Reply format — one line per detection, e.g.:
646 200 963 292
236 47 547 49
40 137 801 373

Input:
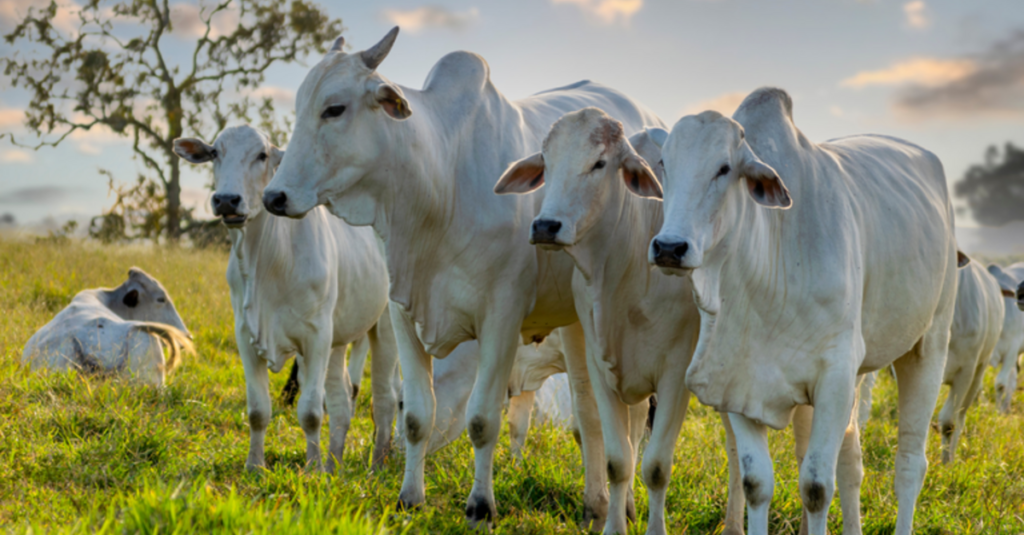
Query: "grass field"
0 238 1022 534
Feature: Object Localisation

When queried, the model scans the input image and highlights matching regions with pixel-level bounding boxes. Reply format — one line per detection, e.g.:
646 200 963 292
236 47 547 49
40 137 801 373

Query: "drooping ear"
645 127 669 148
173 138 216 164
956 251 970 268
494 152 545 195
621 152 662 199
269 145 285 169
123 289 139 308
739 142 791 209
361 26 399 71
373 82 412 120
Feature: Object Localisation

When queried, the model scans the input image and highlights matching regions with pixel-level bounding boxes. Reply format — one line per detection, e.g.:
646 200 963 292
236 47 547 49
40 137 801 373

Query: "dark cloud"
897 29 1024 116
0 186 84 204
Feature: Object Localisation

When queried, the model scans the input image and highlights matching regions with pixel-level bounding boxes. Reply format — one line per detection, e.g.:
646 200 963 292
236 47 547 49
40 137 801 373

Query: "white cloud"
0 107 24 129
169 2 239 39
829 106 844 117
904 1 929 30
249 86 296 106
553 0 643 25
684 91 746 116
380 6 479 33
0 0 81 36
0 148 33 163
75 142 101 155
840 57 975 88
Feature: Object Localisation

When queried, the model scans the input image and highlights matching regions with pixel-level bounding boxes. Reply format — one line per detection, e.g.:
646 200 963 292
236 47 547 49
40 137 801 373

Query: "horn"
329 35 345 53
361 26 400 71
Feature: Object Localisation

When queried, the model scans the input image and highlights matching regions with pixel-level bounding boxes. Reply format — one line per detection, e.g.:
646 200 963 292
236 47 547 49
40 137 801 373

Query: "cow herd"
19 27 1024 535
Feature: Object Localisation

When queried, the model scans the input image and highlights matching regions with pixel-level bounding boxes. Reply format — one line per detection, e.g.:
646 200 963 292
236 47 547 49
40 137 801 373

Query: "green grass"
0 238 1022 533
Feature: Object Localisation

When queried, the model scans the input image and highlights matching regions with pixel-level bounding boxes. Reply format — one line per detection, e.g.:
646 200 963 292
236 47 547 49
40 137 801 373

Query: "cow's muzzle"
530 219 564 248
263 190 289 217
651 237 689 269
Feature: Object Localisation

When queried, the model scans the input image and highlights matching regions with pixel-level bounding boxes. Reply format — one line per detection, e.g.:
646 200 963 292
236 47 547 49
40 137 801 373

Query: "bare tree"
2 0 341 241
956 142 1024 226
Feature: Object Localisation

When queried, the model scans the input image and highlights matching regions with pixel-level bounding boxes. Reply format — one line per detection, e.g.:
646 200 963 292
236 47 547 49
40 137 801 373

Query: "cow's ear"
123 289 139 308
173 138 216 164
957 251 970 268
269 146 285 170
621 153 662 199
645 127 669 149
374 82 412 120
494 152 545 195
740 142 791 209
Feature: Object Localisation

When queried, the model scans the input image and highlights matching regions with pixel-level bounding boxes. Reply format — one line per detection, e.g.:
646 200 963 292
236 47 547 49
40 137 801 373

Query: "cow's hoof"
582 503 607 533
396 496 422 512
626 498 637 523
244 460 265 473
465 495 496 530
721 529 744 535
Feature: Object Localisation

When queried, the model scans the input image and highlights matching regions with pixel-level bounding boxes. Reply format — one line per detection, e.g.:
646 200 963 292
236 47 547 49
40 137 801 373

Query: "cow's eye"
321 105 346 120
257 152 267 163
716 164 731 178
592 160 606 171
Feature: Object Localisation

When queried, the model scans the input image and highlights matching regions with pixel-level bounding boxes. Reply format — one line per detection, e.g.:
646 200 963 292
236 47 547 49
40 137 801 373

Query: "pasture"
0 238 1022 534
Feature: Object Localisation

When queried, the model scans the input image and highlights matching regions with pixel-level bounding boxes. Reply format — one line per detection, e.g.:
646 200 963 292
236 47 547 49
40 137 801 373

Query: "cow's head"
644 111 791 275
108 268 191 338
262 27 411 221
494 108 660 250
173 126 283 228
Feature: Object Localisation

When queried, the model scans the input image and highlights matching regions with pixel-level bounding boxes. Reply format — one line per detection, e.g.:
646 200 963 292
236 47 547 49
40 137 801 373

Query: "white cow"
934 255 1005 462
645 88 958 535
987 263 1024 413
497 107 860 535
261 27 662 529
173 125 399 474
22 268 193 386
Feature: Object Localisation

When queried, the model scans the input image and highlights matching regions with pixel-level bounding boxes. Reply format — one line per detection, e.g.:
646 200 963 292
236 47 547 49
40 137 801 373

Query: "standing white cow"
935 255 1005 462
644 88 958 535
260 27 662 528
173 125 399 474
987 263 1024 413
22 268 193 386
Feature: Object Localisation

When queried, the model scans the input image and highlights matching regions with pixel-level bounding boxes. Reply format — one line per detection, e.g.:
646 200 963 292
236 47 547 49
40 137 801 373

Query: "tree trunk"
166 155 181 242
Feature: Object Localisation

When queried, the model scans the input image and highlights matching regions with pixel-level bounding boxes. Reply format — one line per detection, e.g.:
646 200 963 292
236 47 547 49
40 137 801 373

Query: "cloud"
249 86 296 106
553 0 643 25
841 57 976 88
0 107 24 129
380 6 479 33
903 1 929 30
0 148 33 163
169 2 239 39
684 91 747 116
0 0 81 35
0 185 84 204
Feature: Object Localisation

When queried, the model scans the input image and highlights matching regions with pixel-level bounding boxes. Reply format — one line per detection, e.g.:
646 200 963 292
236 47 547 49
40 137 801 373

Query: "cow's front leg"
392 305 435 510
560 322 610 532
464 319 522 529
642 376 690 535
719 412 746 535
324 345 353 474
368 306 400 470
800 365 857 535
507 389 536 463
729 413 773 535
239 336 271 471
296 335 332 472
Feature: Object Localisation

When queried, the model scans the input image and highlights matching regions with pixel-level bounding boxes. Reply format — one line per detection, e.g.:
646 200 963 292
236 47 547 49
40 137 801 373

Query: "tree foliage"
2 0 341 241
955 142 1024 226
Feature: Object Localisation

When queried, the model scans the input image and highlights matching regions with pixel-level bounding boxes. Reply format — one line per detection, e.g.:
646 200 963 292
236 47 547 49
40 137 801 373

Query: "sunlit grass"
0 238 1022 533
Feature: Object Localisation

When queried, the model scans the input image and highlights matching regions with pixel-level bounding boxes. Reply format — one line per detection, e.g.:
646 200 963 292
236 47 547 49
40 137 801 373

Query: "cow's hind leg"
368 309 400 469
324 345 353 474
347 335 371 400
937 359 972 464
729 413 773 535
720 412 746 535
507 389 535 463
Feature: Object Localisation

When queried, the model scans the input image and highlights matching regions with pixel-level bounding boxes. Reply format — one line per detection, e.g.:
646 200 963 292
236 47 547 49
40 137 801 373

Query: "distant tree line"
955 142 1024 227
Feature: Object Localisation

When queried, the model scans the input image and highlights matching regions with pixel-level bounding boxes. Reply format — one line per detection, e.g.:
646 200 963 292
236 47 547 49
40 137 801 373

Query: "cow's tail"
131 322 194 372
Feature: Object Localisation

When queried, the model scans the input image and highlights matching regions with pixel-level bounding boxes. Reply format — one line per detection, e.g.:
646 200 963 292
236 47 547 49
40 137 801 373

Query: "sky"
1 0 1023 233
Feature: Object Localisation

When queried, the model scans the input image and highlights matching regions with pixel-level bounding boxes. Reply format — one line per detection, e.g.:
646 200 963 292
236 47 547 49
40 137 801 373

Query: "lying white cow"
646 88 958 535
935 255 1005 462
261 27 662 528
23 268 193 386
988 263 1024 413
174 125 399 473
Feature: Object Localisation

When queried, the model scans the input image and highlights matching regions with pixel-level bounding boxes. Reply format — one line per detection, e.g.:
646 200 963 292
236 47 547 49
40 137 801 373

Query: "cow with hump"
643 88 958 535
23 268 193 386
173 125 399 474
261 26 661 529
986 262 1024 413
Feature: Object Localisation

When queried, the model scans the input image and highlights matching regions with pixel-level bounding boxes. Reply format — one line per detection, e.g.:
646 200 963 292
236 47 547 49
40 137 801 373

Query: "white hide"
988 263 1024 413
262 27 662 528
935 258 1005 462
173 125 399 474
648 88 958 535
22 268 192 387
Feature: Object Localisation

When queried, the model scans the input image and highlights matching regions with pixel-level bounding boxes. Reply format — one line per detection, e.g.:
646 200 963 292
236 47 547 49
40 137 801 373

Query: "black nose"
263 190 288 216
211 193 242 216
1017 281 1023 302
651 238 689 267
531 219 563 244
